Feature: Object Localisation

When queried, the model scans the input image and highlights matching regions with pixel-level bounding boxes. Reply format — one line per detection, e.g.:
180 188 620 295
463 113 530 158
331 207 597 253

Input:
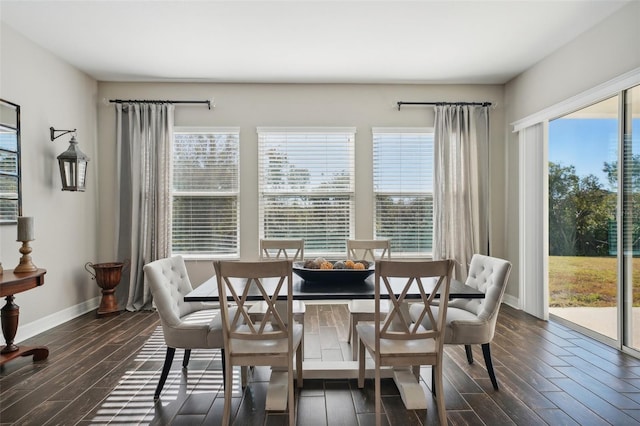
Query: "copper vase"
85 260 129 317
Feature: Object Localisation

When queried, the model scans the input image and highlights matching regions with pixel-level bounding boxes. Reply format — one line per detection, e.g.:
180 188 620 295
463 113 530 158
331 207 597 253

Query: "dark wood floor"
3 303 640 425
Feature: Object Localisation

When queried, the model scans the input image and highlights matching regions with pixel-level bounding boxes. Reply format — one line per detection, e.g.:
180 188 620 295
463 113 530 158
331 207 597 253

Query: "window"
172 128 239 257
258 127 356 256
372 128 433 256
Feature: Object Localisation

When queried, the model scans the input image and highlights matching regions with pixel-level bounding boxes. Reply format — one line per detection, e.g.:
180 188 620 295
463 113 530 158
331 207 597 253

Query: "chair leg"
465 345 474 364
288 359 295 426
434 361 447 425
296 342 303 388
482 343 499 390
351 318 359 361
222 351 233 425
431 366 435 395
155 347 176 400
375 361 381 426
412 365 420 381
357 340 366 388
241 366 249 388
221 348 226 391
297 313 305 359
182 349 191 368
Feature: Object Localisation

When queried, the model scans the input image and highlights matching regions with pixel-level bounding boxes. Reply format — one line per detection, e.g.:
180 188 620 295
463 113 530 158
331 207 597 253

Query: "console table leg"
0 294 49 366
1 295 19 354
0 269 49 367
0 345 49 366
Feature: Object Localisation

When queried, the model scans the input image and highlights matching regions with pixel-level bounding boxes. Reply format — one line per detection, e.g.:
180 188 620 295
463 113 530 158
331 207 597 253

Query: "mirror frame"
0 98 22 224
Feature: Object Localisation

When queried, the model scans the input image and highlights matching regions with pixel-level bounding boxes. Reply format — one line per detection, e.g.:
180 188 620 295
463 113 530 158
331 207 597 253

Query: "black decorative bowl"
292 261 375 283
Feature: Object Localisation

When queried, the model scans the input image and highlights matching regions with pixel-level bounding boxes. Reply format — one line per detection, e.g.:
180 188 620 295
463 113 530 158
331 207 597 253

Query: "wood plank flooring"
3 303 640 425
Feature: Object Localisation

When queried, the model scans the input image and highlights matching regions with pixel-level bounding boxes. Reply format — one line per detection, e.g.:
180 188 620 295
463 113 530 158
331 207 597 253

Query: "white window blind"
372 128 433 256
172 128 239 257
258 127 356 256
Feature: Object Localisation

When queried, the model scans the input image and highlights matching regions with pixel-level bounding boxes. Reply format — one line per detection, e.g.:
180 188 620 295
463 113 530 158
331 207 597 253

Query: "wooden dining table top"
184 273 484 302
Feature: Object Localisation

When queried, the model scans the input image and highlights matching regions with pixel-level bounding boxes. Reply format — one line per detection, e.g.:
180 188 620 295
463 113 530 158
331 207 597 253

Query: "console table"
0 268 48 366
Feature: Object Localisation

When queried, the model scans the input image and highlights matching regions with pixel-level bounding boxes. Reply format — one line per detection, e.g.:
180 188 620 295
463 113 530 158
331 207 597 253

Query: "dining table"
185 269 484 302
184 266 484 411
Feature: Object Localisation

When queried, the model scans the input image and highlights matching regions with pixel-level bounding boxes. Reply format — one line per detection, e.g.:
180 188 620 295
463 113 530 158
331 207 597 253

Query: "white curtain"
432 105 490 280
518 122 548 319
115 103 174 311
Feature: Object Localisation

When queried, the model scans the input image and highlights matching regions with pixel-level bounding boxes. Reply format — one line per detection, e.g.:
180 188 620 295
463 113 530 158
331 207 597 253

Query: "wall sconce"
50 127 90 191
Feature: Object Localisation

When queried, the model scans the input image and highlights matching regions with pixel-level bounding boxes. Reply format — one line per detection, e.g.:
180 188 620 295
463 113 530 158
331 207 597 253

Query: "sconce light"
50 127 90 192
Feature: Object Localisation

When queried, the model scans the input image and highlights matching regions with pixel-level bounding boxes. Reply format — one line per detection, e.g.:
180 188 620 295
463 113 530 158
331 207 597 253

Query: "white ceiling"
0 0 631 84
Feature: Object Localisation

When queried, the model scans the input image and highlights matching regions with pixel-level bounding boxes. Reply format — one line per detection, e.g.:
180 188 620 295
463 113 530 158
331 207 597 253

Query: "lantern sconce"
50 127 90 192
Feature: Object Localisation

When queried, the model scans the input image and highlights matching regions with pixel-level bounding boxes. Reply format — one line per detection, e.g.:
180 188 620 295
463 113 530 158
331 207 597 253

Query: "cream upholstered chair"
347 239 391 360
214 259 303 426
357 259 453 426
409 254 512 390
143 255 225 400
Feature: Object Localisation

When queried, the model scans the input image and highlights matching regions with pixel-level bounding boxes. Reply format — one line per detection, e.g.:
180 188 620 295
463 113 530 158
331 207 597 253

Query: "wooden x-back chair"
214 259 303 426
357 259 454 426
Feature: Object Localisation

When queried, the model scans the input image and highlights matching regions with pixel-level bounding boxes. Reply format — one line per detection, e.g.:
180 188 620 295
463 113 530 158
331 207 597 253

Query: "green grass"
549 256 640 307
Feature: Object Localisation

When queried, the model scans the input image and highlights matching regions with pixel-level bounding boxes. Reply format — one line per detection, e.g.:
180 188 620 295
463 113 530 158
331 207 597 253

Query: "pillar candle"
17 216 35 241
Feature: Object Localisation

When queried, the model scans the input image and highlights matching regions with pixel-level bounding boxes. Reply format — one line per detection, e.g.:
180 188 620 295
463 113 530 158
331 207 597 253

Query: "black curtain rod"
109 99 212 110
397 101 492 111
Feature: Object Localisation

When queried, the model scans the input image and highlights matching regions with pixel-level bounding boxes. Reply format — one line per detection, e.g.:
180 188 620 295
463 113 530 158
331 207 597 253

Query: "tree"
549 163 579 255
548 162 615 256
572 174 615 255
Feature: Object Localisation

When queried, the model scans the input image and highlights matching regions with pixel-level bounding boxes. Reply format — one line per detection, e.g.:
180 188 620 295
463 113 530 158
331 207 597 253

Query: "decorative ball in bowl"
292 258 374 282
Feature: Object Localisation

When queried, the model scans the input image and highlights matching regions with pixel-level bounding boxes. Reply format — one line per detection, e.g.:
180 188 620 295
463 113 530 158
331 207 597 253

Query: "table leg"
1 295 19 353
393 368 427 409
265 370 289 411
0 294 49 366
261 366 425 412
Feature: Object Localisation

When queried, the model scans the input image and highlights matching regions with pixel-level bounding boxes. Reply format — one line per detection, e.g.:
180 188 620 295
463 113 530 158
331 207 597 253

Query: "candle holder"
14 216 37 273
14 240 37 273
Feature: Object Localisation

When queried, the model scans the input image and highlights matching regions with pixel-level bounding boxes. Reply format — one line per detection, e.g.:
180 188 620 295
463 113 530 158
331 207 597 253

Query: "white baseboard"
502 294 521 310
15 297 100 344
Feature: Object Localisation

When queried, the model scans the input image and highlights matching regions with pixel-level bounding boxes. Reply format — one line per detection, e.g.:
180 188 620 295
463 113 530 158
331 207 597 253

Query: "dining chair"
357 259 453 426
260 238 305 261
143 255 225 400
214 259 303 426
346 239 391 360
250 239 306 352
409 254 512 390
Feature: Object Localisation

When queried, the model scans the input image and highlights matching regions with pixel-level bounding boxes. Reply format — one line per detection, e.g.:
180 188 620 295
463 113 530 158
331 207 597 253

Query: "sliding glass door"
548 85 640 351
548 96 619 341
623 85 640 350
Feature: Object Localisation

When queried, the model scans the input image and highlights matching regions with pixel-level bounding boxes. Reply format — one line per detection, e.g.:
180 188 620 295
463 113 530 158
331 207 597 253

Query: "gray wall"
0 24 100 338
96 83 507 285
503 1 640 302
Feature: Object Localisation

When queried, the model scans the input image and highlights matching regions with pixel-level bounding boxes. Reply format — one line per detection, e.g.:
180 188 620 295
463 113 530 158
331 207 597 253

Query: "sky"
549 118 621 189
